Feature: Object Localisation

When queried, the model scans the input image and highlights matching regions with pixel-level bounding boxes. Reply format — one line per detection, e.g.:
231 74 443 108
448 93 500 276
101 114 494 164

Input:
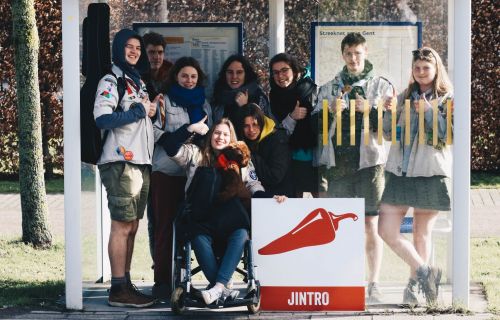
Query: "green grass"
0 238 65 308
0 178 64 194
0 233 498 313
471 171 500 189
471 238 500 314
0 171 95 194
0 170 495 193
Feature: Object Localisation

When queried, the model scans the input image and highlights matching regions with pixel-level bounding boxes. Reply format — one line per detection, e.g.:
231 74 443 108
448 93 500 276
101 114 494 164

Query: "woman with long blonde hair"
165 117 285 305
379 47 453 306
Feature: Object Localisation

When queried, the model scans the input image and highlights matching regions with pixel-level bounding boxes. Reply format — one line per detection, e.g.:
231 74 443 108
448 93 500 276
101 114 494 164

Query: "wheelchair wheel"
246 280 261 314
171 286 187 315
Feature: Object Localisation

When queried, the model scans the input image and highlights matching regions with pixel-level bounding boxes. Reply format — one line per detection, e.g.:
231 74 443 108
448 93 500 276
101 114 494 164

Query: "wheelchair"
169 216 261 315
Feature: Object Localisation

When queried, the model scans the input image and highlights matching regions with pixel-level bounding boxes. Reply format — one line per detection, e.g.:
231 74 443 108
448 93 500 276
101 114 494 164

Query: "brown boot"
108 283 156 308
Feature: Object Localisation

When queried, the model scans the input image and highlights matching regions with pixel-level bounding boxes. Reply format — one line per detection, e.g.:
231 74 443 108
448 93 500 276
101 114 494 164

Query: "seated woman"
162 117 285 305
211 54 273 124
235 103 294 197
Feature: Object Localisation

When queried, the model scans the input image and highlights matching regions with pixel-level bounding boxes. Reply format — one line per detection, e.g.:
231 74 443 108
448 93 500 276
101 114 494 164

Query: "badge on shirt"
249 170 257 180
116 146 134 161
100 83 114 99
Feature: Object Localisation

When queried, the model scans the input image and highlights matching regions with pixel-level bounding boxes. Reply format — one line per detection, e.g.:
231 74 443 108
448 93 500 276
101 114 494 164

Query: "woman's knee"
378 220 400 245
230 229 249 245
413 232 431 246
192 234 212 250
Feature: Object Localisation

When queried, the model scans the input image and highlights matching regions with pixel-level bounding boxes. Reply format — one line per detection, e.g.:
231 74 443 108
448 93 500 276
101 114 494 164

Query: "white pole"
95 171 111 282
452 0 471 308
62 0 82 310
268 0 285 58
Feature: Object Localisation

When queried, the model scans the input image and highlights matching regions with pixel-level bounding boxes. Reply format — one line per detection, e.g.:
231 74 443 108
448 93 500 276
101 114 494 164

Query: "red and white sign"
252 198 365 311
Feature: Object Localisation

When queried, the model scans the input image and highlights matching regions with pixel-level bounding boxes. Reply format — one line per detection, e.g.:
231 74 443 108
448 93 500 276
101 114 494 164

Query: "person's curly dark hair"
166 56 206 89
212 54 259 104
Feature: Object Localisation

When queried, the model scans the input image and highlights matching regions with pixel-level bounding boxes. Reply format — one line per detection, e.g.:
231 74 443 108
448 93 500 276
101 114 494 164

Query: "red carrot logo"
258 208 358 255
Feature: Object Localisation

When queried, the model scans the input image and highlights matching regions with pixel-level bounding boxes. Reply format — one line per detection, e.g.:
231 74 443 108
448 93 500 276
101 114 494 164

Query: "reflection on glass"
316 0 452 307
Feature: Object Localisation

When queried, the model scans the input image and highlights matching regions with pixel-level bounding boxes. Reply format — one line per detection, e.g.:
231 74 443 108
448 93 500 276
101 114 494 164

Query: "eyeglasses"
272 67 291 77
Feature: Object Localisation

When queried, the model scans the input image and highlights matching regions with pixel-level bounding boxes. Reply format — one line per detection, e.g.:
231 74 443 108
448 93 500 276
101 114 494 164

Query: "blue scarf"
168 83 206 123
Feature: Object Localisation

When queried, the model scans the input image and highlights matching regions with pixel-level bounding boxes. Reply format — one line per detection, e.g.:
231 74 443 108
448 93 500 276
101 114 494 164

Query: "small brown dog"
215 141 252 212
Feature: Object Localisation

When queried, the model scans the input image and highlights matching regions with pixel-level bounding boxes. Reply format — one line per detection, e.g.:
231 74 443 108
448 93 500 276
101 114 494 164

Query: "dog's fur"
216 141 252 212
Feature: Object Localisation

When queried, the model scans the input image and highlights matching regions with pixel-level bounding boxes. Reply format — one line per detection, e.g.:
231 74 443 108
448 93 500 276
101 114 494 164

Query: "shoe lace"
129 283 150 298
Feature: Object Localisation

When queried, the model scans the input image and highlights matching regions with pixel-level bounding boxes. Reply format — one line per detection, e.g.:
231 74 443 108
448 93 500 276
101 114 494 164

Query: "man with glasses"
313 32 394 304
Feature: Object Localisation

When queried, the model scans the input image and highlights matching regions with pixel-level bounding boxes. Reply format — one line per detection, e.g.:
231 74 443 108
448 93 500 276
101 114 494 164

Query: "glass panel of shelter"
315 0 453 307
77 0 454 308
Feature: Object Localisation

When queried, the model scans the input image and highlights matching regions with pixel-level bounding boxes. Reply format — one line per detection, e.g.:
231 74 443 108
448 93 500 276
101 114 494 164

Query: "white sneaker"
201 286 223 305
222 287 239 301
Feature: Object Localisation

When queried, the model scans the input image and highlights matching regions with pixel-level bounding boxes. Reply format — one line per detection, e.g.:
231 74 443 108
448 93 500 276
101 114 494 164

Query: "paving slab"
0 189 498 319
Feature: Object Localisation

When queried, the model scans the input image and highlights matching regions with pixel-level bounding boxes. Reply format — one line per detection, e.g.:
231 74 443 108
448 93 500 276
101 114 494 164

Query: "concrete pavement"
0 189 498 319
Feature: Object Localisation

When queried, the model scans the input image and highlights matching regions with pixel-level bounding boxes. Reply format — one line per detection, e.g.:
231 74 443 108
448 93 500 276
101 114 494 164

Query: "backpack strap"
101 70 127 147
110 70 126 111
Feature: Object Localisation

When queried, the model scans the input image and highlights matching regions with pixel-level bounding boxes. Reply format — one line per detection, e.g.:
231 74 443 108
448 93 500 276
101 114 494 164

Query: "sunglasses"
412 48 434 59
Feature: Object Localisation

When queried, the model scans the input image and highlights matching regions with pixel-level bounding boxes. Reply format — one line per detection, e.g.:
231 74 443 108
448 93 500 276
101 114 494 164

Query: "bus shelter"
62 0 471 310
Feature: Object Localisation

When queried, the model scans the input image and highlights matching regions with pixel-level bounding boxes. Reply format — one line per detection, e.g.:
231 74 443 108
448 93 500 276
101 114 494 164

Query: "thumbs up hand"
354 92 365 112
235 89 249 107
187 115 209 135
290 101 307 120
415 93 432 112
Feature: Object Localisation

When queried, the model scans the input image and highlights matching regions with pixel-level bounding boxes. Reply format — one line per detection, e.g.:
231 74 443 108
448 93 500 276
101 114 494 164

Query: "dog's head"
222 141 250 168
216 141 251 171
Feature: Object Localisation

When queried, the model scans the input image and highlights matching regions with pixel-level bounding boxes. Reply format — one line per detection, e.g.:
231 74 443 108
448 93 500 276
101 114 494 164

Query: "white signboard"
134 23 242 99
252 198 365 311
312 22 422 92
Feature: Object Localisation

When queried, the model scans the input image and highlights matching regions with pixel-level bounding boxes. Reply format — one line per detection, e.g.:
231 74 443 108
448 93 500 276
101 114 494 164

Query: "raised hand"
354 93 365 112
290 101 307 120
149 94 162 117
140 95 152 117
187 114 209 135
235 89 249 107
383 95 395 111
330 95 347 113
414 93 432 112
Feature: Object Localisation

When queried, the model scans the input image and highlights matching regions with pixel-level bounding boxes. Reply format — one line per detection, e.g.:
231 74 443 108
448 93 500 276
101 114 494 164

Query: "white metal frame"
62 0 82 310
62 0 471 309
451 0 471 307
269 0 285 58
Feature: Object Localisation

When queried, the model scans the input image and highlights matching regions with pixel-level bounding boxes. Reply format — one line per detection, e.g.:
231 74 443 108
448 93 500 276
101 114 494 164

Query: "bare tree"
11 0 52 248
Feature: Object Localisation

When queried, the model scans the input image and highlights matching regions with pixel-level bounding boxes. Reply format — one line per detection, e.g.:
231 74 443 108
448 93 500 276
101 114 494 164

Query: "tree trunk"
12 0 52 248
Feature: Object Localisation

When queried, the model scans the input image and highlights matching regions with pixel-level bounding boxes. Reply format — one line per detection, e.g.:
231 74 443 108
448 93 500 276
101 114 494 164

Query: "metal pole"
452 0 471 308
268 0 285 58
62 0 82 310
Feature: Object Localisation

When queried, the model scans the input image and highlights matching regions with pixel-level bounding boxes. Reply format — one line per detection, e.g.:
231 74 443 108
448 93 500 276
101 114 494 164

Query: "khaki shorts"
98 162 150 222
